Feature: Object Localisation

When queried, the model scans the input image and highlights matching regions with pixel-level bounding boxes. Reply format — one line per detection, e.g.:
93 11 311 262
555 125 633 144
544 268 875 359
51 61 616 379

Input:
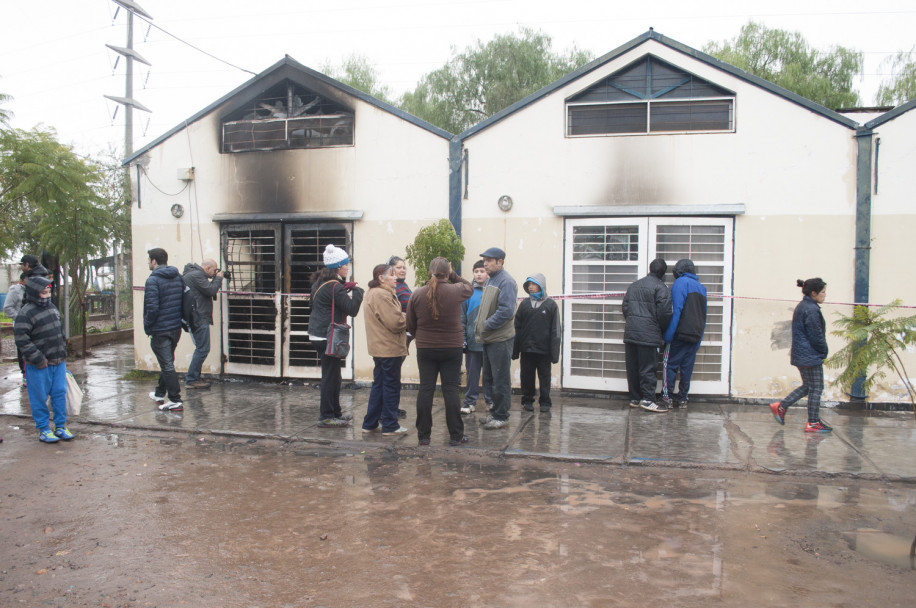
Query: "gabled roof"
864 98 916 129
457 29 859 141
124 55 452 164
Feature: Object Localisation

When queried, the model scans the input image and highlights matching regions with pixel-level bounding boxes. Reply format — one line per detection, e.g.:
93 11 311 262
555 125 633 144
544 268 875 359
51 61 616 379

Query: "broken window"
567 56 735 136
222 80 354 152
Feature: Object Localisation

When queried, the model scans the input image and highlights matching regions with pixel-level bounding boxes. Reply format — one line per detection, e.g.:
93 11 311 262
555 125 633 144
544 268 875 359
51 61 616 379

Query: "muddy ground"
1 417 913 608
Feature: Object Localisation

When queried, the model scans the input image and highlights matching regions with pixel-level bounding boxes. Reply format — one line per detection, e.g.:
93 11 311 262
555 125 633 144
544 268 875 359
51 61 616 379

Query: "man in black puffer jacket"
144 248 184 411
622 258 672 413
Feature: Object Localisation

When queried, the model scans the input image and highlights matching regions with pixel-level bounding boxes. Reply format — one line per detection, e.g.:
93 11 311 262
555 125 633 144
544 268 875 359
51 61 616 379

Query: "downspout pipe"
448 137 463 238
851 128 874 400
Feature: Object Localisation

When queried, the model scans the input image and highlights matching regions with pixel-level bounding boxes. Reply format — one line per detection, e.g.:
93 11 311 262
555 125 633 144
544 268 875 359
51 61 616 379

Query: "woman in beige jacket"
361 264 409 435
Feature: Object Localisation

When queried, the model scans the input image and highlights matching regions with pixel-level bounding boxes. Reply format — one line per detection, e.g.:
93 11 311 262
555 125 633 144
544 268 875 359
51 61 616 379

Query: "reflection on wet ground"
2 342 915 482
2 422 914 607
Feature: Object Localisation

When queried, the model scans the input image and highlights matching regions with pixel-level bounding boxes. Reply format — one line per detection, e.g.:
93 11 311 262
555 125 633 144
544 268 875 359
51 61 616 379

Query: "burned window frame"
221 80 354 153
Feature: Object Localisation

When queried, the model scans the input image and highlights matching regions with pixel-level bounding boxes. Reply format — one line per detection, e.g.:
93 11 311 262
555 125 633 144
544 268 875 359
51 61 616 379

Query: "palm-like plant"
825 300 916 416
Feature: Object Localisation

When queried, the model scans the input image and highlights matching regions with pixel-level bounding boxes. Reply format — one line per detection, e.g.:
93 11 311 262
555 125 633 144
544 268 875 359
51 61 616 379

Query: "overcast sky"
1 0 913 156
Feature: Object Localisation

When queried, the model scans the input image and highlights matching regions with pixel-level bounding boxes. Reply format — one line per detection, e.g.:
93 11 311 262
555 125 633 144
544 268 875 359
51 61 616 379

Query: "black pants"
520 352 552 408
625 342 658 401
319 351 343 420
415 347 464 442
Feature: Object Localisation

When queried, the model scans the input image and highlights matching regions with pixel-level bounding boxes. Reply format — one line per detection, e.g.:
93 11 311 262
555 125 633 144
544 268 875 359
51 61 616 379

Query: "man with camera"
181 258 224 389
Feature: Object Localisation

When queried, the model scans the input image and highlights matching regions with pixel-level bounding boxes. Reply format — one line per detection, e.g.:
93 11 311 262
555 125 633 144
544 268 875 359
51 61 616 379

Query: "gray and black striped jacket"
13 276 66 367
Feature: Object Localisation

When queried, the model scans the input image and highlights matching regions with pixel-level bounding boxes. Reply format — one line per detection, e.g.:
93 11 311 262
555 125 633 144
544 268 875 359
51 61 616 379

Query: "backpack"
180 284 200 332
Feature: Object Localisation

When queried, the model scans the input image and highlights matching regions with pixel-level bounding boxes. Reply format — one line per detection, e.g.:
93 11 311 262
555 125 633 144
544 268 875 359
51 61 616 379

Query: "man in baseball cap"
474 246 517 430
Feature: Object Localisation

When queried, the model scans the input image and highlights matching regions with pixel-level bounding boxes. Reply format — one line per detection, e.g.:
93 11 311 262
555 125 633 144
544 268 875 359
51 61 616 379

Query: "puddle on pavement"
845 529 916 569
17 428 912 606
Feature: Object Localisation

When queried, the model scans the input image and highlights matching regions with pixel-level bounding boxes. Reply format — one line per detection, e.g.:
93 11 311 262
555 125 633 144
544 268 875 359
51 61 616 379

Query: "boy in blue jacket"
661 259 707 408
460 261 492 414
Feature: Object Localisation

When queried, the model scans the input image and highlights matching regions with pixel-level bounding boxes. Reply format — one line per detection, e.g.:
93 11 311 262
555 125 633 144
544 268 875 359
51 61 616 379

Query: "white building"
126 32 916 402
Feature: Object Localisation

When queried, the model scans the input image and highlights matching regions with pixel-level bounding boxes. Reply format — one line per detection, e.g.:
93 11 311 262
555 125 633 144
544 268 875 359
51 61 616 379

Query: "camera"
222 270 231 281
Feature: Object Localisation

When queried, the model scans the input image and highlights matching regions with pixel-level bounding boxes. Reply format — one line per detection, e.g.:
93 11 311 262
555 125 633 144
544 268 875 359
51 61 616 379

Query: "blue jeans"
362 357 403 433
24 362 68 431
464 350 492 406
150 329 182 402
482 338 514 421
662 340 702 402
185 323 211 383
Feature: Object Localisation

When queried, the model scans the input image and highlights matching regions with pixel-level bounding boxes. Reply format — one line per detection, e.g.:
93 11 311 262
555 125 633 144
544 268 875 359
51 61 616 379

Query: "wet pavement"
2 342 915 481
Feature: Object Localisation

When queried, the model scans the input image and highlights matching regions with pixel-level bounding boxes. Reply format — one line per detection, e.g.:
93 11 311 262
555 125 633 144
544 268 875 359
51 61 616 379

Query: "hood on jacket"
523 273 547 298
151 265 181 280
183 262 205 276
673 259 696 279
24 275 53 304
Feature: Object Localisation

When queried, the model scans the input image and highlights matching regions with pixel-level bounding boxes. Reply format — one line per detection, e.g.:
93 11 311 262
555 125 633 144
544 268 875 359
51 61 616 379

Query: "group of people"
307 244 561 446
622 258 832 433
142 247 225 413
622 258 709 414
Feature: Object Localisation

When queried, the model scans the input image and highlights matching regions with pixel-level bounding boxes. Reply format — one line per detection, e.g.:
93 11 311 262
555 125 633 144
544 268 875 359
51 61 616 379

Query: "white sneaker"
158 399 184 412
460 404 476 415
149 391 165 404
382 426 408 436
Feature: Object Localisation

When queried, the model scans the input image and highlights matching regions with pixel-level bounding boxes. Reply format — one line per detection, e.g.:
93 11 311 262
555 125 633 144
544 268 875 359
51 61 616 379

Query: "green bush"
404 219 466 285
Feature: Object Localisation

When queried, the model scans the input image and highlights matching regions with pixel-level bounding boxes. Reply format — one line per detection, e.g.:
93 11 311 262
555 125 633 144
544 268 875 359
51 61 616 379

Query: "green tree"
400 28 593 133
321 54 392 103
876 47 916 106
404 219 466 285
825 300 916 416
0 122 121 338
704 21 863 109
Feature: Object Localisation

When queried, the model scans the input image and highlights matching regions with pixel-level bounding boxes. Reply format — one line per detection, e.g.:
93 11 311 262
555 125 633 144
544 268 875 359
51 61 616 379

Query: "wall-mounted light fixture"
497 195 513 212
170 204 184 218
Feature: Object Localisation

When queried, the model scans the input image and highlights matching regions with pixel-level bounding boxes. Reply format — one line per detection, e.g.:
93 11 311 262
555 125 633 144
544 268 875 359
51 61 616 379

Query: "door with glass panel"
563 217 733 394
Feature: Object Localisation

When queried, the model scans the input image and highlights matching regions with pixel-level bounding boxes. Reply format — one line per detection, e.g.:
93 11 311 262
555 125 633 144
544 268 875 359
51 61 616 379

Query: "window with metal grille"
221 80 353 152
223 227 279 366
567 56 735 136
563 217 733 394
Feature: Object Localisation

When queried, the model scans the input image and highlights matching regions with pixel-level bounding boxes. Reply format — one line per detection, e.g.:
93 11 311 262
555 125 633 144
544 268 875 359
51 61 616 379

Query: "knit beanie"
323 244 350 269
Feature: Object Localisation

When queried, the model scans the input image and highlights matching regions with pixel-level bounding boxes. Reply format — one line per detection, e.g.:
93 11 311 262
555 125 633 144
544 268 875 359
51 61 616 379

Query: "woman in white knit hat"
308 244 364 427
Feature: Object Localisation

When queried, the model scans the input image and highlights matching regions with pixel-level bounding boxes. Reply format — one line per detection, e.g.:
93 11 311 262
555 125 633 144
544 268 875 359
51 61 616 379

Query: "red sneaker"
805 420 833 433
769 402 786 425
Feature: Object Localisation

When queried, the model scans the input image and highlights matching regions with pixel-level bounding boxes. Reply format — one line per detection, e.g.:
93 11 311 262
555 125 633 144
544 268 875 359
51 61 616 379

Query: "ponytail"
797 277 826 297
425 257 451 320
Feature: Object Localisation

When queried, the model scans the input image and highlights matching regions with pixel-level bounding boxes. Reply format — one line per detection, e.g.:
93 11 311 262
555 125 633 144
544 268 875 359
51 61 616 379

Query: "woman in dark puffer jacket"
769 278 832 433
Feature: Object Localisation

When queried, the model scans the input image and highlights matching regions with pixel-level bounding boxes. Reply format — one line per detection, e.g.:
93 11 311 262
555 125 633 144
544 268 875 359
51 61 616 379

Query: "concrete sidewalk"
2 343 915 481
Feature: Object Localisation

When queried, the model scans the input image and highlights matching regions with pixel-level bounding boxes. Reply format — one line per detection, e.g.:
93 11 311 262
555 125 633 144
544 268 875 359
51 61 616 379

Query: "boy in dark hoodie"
14 275 72 443
512 273 561 412
661 259 707 408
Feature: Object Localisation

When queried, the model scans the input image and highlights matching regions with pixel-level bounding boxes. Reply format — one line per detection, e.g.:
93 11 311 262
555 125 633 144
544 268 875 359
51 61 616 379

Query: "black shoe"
449 435 469 447
418 438 430 446
539 405 551 413
523 403 534 412
398 409 407 419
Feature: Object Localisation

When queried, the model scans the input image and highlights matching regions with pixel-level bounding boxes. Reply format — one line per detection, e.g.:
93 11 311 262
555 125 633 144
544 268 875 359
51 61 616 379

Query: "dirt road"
1 418 913 607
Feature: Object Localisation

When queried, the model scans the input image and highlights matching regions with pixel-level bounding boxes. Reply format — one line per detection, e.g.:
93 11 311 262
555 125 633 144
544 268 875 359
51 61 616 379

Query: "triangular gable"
124 55 451 164
458 29 858 141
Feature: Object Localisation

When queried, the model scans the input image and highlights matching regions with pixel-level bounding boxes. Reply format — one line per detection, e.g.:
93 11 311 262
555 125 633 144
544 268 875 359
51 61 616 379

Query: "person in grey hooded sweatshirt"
512 273 561 412
182 259 224 389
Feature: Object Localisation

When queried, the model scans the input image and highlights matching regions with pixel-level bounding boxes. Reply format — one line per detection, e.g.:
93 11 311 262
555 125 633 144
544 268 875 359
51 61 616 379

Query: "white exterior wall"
131 92 449 382
460 40 863 400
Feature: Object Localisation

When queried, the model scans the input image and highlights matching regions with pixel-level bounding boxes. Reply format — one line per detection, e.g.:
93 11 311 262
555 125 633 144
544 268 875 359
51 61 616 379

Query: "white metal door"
563 217 733 394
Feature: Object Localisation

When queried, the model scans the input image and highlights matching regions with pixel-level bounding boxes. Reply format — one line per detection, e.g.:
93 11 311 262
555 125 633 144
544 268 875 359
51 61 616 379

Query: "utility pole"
105 0 153 332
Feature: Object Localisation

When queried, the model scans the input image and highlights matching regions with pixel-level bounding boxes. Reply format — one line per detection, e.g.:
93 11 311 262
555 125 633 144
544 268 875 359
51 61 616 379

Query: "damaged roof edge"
457 29 859 141
122 55 453 166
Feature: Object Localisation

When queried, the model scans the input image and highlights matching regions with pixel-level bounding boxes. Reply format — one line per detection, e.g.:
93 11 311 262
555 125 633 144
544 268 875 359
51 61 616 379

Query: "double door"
220 222 351 379
562 217 733 394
